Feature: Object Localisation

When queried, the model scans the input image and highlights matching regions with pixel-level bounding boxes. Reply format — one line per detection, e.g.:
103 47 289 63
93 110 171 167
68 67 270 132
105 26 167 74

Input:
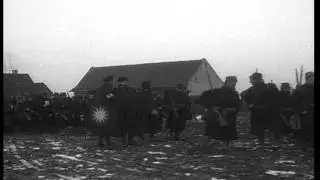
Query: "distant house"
3 70 53 99
31 82 53 96
71 58 224 97
3 71 34 98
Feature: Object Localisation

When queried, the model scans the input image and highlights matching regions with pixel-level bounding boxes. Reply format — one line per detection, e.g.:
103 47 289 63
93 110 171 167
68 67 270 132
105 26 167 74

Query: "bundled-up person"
135 81 161 142
279 83 295 136
204 76 240 148
162 84 191 140
292 71 314 150
85 76 120 147
243 72 269 145
264 82 284 142
110 77 140 146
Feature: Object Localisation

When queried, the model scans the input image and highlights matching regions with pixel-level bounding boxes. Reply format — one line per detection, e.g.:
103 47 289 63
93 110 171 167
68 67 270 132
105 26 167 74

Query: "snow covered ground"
3 117 314 180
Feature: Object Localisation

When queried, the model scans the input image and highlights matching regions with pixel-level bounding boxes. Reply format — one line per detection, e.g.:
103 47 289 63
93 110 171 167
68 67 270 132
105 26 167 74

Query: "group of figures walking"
3 70 314 152
200 71 314 151
86 76 192 147
3 93 87 134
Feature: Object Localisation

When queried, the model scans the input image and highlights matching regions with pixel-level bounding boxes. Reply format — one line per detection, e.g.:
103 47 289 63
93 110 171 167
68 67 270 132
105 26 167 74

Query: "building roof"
72 59 207 92
32 82 53 95
3 73 34 98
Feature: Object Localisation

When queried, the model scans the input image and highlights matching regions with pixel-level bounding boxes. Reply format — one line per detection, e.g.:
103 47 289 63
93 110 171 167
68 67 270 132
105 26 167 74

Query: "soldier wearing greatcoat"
162 84 191 140
135 81 159 141
243 72 269 145
111 77 140 146
279 83 294 136
292 71 314 150
204 76 240 148
86 76 120 147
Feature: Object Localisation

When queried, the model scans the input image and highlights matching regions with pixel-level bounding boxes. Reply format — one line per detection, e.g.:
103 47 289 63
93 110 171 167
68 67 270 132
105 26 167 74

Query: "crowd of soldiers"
199 71 314 151
3 93 87 134
84 76 191 147
3 70 314 152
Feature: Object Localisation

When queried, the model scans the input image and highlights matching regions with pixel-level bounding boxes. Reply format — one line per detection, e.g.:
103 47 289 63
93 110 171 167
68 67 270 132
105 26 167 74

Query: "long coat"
264 84 284 138
204 86 240 141
243 83 269 138
86 83 121 138
162 90 191 134
292 84 314 142
135 90 160 135
111 86 138 138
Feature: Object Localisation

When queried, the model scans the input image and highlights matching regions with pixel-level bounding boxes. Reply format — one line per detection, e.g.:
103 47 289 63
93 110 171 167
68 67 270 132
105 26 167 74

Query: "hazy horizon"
4 0 314 93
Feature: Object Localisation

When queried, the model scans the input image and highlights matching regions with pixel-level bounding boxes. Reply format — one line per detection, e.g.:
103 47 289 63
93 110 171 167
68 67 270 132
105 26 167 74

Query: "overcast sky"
4 0 314 92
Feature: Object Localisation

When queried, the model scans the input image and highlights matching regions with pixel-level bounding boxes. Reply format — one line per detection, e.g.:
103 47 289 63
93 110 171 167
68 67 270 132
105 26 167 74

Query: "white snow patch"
52 147 62 150
49 141 62 146
87 167 95 170
143 158 148 161
33 160 44 166
55 167 67 171
53 154 98 165
275 160 295 164
156 157 168 160
37 176 46 179
96 153 104 156
265 170 296 176
98 174 114 178
147 151 166 155
98 168 108 172
76 164 84 168
211 177 226 180
185 173 192 176
111 157 123 161
208 155 225 158
146 167 158 171
76 147 85 151
75 154 82 158
33 147 40 150
56 173 83 180
164 145 172 148
126 167 142 173
152 161 163 164
104 150 115 153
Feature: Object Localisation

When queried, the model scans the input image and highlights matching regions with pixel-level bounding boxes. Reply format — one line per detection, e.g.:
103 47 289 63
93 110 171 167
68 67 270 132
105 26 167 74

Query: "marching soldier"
135 81 154 140
264 82 283 142
163 84 191 140
87 75 120 147
279 83 294 136
204 76 240 148
243 72 269 145
111 77 139 146
293 71 314 150
135 81 162 142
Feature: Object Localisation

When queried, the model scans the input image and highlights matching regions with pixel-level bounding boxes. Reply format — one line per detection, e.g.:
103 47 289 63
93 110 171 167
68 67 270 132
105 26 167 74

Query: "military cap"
104 75 114 82
117 77 128 82
250 72 263 80
305 71 314 79
225 76 237 82
281 82 290 89
142 81 151 89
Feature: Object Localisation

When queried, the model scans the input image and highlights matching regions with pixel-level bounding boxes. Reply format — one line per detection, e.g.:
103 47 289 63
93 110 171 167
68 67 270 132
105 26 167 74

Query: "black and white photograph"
3 0 314 179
